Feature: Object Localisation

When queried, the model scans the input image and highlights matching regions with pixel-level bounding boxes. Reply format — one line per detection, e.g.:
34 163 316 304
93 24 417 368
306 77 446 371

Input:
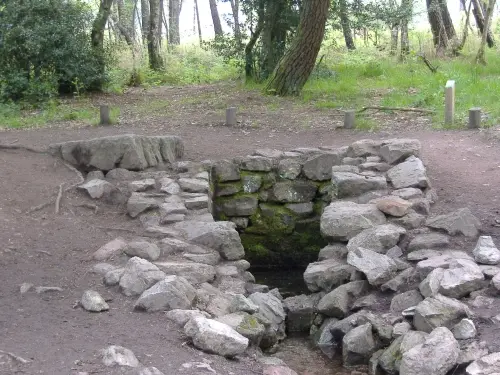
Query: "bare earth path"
1 84 500 375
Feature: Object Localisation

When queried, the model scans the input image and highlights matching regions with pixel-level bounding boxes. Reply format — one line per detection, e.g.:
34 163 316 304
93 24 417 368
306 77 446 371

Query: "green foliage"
0 0 106 103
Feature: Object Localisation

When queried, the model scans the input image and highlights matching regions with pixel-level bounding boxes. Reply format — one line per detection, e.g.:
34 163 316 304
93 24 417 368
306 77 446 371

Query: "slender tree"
228 0 241 43
168 0 182 44
92 0 115 52
141 0 150 43
265 0 330 96
338 0 355 50
471 0 495 47
148 0 163 69
399 0 412 58
194 0 202 45
208 0 223 36
476 0 496 64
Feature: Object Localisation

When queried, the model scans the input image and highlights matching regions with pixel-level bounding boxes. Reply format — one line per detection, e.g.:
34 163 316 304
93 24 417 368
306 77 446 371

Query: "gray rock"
317 244 348 261
380 139 421 164
303 258 353 292
393 322 411 338
105 168 138 181
452 319 477 340
303 152 342 181
165 309 210 326
458 341 489 366
119 257 166 297
378 335 404 374
240 156 273 172
317 281 369 318
387 246 404 259
220 196 258 216
50 134 183 171
158 237 203 255
230 217 249 229
312 318 339 359
134 275 195 312
342 323 377 366
270 180 317 203
347 247 398 286
185 196 209 210
230 294 259 314
416 251 475 278
375 196 412 217
400 327 459 375
321 201 386 241
408 232 450 251
81 290 109 312
466 352 500 375
390 290 423 313
400 331 428 353
128 179 156 192
216 312 265 346
419 268 445 297
438 259 484 299
283 294 314 333
93 237 128 261
159 202 187 220
174 221 245 260
347 224 406 254
473 236 500 265
242 175 262 193
178 178 209 193
127 193 158 218
332 165 360 173
407 249 443 261
184 316 249 357
249 292 287 349
348 139 382 157
35 286 63 293
492 272 500 291
392 187 424 200
331 172 387 199
413 294 470 333
212 160 240 182
20 282 34 294
387 156 429 189
342 157 364 165
86 170 105 181
159 177 180 194
426 208 482 238
216 265 239 277
104 268 124 286
92 263 118 276
382 268 417 292
100 345 139 367
124 240 160 261
136 367 165 375
359 162 392 172
352 294 380 311
479 265 500 279
369 349 385 375
154 261 215 284
409 197 431 215
285 202 314 215
78 179 117 199
277 159 302 180
253 148 284 158
390 210 427 230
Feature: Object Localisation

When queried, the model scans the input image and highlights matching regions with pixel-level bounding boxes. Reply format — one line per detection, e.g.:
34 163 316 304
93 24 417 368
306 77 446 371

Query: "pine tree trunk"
339 0 355 50
208 0 223 37
265 0 330 96
471 0 495 47
194 0 202 45
168 0 181 45
476 0 496 64
141 0 150 44
260 0 288 79
229 0 241 44
390 24 399 55
148 0 163 69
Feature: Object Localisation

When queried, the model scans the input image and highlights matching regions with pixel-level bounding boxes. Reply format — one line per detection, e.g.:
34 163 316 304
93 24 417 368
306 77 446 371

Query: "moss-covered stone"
242 175 263 193
269 180 317 203
215 181 242 197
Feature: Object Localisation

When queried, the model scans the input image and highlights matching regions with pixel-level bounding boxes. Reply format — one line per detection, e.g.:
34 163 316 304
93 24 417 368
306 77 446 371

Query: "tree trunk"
439 0 456 40
260 0 289 79
476 0 496 63
158 0 164 46
456 0 472 51
471 0 495 47
265 0 330 96
427 0 450 53
92 0 115 51
229 0 241 44
245 0 265 78
113 0 134 45
141 0 150 44
208 0 223 37
148 0 163 69
339 0 355 50
390 24 399 55
194 0 202 45
399 0 412 58
168 0 182 44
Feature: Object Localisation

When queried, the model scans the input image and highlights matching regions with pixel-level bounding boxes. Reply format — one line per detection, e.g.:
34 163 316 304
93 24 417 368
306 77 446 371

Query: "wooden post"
344 110 355 129
99 105 111 126
445 80 455 125
468 107 481 129
226 107 237 126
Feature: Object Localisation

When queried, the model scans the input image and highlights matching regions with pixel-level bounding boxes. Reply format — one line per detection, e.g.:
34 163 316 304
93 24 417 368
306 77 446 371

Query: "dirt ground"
2 83 500 375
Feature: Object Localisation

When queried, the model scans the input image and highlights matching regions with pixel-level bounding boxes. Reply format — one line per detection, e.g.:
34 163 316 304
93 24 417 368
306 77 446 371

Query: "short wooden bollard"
226 107 237 126
100 105 111 126
468 107 481 129
344 110 355 129
445 80 455 126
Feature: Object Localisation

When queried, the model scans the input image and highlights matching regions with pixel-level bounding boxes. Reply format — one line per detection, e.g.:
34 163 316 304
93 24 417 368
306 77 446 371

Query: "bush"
0 0 106 103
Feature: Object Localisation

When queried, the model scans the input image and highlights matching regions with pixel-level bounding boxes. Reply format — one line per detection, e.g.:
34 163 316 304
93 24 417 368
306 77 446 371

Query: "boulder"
136 367 164 375
93 237 128 261
416 251 474 278
92 263 117 276
270 181 318 203
400 327 459 375
230 294 259 314
419 268 445 297
313 318 340 359
178 178 209 193
317 281 369 318
127 193 158 218
249 292 287 349
426 208 481 238
78 179 117 199
100 345 140 367
128 179 156 192
240 156 273 172
492 272 500 291
174 221 245 260
375 196 412 217
438 259 484 299
154 262 216 284
263 365 298 375
452 319 477 340
283 294 315 333
342 323 378 366
458 341 489 366
408 232 450 251
165 309 210 326
220 196 259 216
379 139 421 164
387 156 429 189
242 175 262 193
104 268 125 286
303 258 353 292
159 177 180 194
347 224 406 254
185 196 209 210
184 316 249 357
134 275 196 312
391 187 424 200
81 290 109 312
347 247 398 286
124 240 161 261
331 172 387 198
393 322 411 338
480 265 500 279
390 210 427 230
413 294 470 333
473 236 500 265
347 139 382 157
321 201 386 241
466 353 500 375
317 244 348 261
378 335 404 374
407 249 442 261
212 160 240 182
119 257 166 296
277 159 302 180
216 312 265 346
50 134 183 171
381 268 418 292
390 290 423 313
359 162 392 172
303 152 342 181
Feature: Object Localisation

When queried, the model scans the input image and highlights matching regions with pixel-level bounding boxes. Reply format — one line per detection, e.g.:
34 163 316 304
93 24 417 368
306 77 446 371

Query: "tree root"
55 184 63 214
0 350 31 364
358 106 435 114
